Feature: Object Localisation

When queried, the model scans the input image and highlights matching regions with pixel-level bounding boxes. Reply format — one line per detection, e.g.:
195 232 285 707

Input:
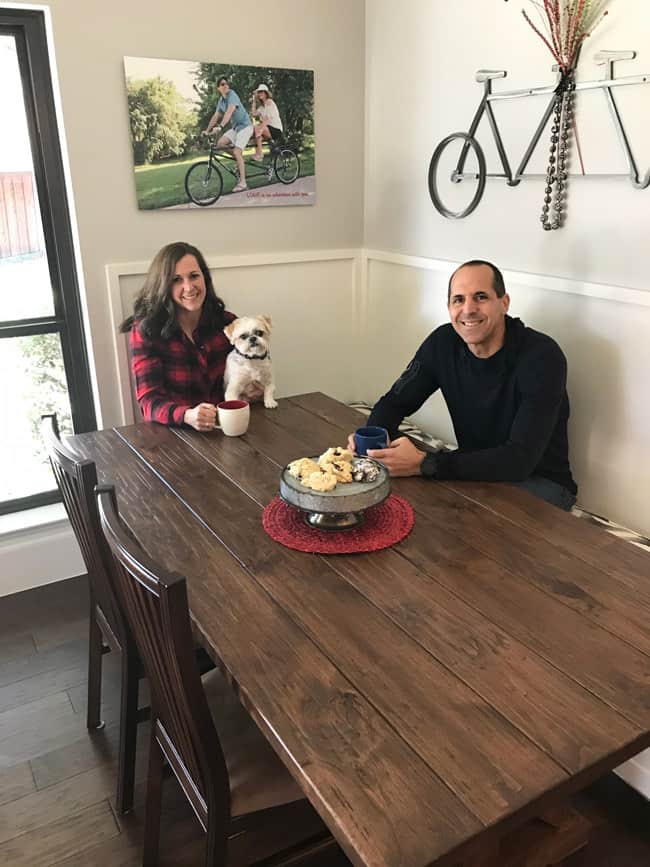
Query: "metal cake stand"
280 458 391 530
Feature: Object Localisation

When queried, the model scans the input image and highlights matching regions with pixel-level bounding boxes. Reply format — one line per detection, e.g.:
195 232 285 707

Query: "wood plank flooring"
0 575 648 865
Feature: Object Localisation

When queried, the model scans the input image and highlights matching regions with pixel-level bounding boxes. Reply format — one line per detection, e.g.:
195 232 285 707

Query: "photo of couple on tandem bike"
185 78 302 206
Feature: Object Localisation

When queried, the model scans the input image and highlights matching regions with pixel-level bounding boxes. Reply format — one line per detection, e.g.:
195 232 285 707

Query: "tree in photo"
127 77 197 164
193 64 313 148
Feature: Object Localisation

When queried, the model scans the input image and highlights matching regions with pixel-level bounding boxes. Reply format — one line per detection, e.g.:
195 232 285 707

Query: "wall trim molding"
105 248 360 283
0 519 84 597
616 753 650 802
364 248 650 309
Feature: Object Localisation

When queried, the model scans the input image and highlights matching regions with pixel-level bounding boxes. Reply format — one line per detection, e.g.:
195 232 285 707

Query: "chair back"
125 332 144 422
41 414 126 648
95 484 231 831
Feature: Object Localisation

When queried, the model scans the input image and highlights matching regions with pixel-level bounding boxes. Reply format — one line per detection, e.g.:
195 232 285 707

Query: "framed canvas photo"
124 56 315 210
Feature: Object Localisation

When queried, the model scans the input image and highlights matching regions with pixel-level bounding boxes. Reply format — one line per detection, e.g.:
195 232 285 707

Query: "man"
353 260 577 510
204 77 254 193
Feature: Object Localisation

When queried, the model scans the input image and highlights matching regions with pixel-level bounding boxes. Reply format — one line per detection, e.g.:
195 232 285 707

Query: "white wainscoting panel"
106 250 361 425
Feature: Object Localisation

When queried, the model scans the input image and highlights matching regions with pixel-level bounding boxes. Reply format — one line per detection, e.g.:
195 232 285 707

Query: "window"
0 9 96 515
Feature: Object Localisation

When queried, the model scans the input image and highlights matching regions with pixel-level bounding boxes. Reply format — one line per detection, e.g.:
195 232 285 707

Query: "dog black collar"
234 347 270 361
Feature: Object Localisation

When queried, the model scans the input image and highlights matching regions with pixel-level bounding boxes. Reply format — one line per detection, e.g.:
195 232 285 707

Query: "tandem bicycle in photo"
184 131 301 206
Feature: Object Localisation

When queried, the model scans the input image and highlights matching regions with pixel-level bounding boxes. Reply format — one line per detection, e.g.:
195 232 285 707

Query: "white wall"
10 0 366 428
365 0 650 284
364 0 650 537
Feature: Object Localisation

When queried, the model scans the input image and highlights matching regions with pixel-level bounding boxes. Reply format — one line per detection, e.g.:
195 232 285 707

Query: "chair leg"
86 601 104 731
143 726 164 867
115 651 139 814
205 816 228 867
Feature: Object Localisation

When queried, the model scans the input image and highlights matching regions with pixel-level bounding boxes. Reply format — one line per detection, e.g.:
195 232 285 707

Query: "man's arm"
435 341 568 481
367 336 440 440
205 110 223 133
219 104 236 128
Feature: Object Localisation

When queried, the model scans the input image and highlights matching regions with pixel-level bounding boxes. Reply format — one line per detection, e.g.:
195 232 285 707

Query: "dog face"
224 315 272 358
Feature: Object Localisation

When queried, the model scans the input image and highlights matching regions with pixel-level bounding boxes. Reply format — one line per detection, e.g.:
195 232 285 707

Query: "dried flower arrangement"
520 1 611 229
522 1 610 72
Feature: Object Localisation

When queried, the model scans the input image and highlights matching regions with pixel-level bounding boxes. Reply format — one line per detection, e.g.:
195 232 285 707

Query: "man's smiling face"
448 264 510 357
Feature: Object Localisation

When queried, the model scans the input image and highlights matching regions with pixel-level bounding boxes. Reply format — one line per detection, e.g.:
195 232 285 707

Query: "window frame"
0 9 96 515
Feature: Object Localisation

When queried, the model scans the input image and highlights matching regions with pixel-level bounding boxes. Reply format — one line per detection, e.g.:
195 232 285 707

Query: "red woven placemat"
262 495 414 554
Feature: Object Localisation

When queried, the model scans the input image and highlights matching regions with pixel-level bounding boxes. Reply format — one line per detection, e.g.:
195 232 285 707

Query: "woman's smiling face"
170 254 207 314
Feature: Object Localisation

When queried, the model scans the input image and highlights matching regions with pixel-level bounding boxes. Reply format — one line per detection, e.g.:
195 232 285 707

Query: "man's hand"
367 436 426 477
347 432 356 454
184 403 217 431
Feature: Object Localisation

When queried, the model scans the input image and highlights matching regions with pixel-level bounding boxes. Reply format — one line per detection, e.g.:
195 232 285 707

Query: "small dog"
223 315 277 408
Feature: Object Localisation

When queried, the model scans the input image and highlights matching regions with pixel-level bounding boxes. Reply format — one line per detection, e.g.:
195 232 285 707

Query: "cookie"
318 446 353 467
328 460 353 484
352 458 381 483
301 470 337 492
287 457 320 480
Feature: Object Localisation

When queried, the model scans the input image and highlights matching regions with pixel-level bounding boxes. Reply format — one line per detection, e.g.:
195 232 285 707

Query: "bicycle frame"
456 67 650 189
206 140 273 179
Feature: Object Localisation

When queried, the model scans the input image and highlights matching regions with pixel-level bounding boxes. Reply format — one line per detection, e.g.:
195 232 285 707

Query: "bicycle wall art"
428 1 649 230
123 56 315 210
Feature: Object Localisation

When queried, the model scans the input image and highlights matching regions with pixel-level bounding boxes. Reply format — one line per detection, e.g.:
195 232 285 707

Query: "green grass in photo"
134 136 315 209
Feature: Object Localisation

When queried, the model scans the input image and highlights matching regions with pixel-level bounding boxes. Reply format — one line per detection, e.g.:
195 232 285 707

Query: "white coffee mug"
215 400 250 436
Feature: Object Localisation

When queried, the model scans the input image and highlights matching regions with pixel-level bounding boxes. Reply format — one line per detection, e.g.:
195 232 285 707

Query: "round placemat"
262 495 414 554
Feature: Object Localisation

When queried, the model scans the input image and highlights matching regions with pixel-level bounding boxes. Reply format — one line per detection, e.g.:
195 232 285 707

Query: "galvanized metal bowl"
280 458 391 530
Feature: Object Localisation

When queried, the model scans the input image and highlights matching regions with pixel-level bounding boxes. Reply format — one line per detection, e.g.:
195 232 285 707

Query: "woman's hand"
184 403 217 431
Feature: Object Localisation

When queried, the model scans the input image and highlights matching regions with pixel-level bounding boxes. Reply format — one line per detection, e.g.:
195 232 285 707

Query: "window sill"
0 502 68 540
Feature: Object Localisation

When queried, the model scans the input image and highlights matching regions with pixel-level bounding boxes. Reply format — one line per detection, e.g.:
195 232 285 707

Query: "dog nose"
249 336 258 345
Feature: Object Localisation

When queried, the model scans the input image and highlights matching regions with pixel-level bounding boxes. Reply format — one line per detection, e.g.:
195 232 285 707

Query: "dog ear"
260 315 272 332
223 320 238 343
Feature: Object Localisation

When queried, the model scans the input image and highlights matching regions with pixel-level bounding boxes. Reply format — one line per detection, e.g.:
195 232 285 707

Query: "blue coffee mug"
354 426 389 456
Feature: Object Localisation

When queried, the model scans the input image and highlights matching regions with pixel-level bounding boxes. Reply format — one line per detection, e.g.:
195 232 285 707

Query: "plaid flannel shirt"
129 311 236 425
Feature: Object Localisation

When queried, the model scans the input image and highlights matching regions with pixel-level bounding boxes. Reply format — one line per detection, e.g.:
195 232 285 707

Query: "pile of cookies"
287 447 380 492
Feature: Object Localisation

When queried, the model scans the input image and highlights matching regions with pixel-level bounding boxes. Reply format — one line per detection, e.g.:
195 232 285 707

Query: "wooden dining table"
70 392 650 867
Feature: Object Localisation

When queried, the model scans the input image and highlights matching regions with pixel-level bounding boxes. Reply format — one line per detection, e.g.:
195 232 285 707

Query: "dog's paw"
264 398 278 409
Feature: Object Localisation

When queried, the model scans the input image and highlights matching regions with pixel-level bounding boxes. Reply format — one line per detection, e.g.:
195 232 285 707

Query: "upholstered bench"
348 402 650 553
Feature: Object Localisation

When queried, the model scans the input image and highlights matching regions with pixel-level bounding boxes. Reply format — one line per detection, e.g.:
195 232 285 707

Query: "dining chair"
41 413 142 814
95 483 334 866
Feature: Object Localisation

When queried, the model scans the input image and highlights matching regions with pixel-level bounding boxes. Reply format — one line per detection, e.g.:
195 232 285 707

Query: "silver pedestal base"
303 511 365 531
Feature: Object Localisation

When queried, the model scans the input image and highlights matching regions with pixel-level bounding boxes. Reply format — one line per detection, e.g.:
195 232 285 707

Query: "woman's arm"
129 326 195 426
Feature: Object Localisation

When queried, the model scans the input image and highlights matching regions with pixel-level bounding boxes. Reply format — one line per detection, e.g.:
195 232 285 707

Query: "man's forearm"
435 442 535 482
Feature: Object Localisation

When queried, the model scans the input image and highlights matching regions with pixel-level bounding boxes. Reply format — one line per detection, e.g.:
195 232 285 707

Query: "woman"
251 84 283 162
120 242 236 431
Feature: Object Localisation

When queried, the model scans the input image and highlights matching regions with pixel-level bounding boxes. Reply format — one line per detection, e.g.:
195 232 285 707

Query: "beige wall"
12 0 365 426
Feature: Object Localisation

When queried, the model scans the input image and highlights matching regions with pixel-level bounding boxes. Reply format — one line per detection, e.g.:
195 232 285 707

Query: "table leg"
453 806 591 867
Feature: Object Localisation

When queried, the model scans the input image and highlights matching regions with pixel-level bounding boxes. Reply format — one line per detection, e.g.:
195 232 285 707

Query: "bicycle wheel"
185 161 223 206
428 133 486 219
274 148 300 184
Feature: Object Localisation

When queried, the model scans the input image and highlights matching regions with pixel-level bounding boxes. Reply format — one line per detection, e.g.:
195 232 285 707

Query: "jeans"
513 475 576 512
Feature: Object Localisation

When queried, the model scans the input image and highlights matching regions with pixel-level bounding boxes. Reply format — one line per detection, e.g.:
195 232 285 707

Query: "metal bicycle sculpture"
184 132 300 206
428 51 650 223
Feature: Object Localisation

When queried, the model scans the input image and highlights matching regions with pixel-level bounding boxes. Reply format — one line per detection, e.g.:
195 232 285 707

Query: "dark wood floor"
0 576 648 866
